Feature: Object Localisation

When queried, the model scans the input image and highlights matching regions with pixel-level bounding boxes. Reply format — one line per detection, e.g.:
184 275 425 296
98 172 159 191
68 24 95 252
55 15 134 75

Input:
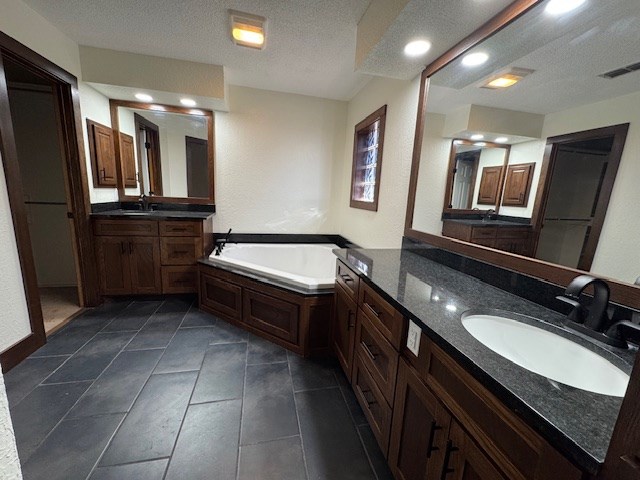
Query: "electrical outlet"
407 320 421 356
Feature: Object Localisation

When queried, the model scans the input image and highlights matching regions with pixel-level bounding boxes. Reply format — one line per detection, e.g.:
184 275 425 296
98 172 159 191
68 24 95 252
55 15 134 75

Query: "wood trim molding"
110 99 216 205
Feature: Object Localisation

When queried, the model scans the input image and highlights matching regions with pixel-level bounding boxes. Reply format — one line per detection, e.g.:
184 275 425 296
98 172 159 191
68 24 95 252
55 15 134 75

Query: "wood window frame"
350 105 387 211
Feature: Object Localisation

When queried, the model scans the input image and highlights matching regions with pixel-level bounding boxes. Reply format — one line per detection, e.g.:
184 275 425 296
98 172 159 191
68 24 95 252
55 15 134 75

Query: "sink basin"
461 312 630 397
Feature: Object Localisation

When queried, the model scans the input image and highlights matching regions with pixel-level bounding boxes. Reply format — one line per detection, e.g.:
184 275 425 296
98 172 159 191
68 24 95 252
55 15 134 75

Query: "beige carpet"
39 287 83 334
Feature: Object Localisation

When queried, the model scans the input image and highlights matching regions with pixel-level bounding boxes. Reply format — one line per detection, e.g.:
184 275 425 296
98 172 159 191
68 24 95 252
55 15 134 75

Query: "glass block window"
350 105 387 211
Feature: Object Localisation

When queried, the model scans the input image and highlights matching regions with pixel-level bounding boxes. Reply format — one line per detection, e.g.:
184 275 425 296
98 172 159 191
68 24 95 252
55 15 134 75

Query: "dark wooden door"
447 421 508 480
389 359 452 480
129 237 161 294
186 136 209 197
476 166 503 205
95 236 131 295
332 284 357 378
120 132 137 188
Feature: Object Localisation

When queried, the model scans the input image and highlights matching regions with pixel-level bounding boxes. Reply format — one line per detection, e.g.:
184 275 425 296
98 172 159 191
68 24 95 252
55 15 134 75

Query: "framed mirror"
110 100 215 204
405 0 640 307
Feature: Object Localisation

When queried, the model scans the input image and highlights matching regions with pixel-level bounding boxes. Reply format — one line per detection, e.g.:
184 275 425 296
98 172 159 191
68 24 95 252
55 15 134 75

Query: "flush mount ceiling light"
135 93 153 102
470 134 484 140
230 10 266 49
495 137 509 143
545 0 587 15
404 40 431 57
462 52 489 67
180 98 197 107
482 67 534 89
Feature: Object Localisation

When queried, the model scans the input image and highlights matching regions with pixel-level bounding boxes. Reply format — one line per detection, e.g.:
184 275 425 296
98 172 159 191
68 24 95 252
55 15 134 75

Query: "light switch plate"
407 320 421 356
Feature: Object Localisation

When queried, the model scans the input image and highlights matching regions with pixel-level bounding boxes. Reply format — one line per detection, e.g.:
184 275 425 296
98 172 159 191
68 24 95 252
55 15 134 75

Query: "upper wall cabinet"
502 162 534 207
110 100 215 205
87 119 117 188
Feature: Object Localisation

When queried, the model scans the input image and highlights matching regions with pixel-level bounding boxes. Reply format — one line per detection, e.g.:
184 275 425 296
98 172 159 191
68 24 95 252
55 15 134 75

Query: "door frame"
0 32 100 372
530 123 629 271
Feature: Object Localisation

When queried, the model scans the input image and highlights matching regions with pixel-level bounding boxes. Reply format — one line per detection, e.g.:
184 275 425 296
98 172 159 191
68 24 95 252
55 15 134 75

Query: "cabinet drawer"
470 226 497 239
423 341 581 480
358 283 404 350
353 355 392 457
355 311 398 406
199 272 242 322
160 237 203 265
159 220 202 237
93 219 158 236
497 227 531 239
336 260 359 299
243 289 299 344
162 266 197 293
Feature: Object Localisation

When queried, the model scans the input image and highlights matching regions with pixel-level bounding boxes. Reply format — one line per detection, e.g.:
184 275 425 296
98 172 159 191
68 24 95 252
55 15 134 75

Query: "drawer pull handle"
362 341 378 361
171 228 188 232
440 440 458 479
173 250 190 255
129 242 133 254
360 389 377 408
348 311 356 329
120 242 126 254
426 421 442 458
340 274 354 283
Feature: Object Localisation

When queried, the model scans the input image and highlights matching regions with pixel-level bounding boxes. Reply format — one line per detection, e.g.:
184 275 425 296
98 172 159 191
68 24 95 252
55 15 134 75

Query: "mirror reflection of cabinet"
502 163 534 207
477 166 504 205
110 100 215 205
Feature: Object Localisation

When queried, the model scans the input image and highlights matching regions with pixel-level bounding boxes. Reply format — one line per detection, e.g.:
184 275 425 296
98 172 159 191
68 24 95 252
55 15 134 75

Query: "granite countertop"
334 248 635 475
445 218 531 227
91 209 214 220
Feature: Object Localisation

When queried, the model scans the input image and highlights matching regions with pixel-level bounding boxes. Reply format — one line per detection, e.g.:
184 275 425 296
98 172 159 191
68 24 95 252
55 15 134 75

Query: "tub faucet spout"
214 228 232 256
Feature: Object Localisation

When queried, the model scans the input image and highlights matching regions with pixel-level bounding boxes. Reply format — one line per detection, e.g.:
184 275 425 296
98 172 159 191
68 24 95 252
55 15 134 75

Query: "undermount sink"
461 311 630 397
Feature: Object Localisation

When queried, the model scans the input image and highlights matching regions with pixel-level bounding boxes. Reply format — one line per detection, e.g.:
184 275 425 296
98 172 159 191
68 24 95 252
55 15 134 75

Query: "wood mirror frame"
109 100 215 205
442 139 510 214
403 0 640 310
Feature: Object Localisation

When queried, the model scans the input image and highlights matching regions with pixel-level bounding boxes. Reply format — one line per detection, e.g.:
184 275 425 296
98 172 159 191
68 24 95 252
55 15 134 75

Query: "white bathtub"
207 243 339 292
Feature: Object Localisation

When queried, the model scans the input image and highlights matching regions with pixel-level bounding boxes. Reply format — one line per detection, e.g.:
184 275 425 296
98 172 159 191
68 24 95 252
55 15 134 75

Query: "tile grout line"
86 344 168 480
288 356 311 480
235 340 250 480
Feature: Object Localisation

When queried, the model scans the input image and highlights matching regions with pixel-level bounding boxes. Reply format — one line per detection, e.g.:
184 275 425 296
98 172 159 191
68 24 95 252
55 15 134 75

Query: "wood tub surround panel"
333 260 583 480
198 264 332 357
332 282 358 378
93 217 211 295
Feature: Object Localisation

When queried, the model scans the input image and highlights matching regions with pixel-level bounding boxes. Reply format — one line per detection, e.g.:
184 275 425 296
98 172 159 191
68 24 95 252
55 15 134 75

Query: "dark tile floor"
4 296 393 480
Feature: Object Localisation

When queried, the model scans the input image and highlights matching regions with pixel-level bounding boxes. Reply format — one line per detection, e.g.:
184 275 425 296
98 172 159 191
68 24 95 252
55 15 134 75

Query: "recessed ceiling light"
135 93 153 102
404 40 431 57
470 134 484 140
189 109 205 116
230 10 266 49
180 98 197 107
474 142 487 147
545 0 587 15
495 137 509 143
461 52 489 67
149 105 165 111
453 140 463 145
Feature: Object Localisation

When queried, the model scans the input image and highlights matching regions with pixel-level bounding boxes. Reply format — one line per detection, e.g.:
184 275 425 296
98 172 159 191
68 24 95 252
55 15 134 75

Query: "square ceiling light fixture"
230 10 266 49
481 67 534 89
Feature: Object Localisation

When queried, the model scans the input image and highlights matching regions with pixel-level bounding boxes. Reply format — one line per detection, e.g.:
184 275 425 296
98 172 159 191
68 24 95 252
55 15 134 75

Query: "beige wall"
336 76 420 248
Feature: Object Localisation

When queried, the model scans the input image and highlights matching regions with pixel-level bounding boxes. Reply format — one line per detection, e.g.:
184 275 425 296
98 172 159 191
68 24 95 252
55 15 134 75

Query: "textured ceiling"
357 0 514 80
21 0 372 101
427 0 640 115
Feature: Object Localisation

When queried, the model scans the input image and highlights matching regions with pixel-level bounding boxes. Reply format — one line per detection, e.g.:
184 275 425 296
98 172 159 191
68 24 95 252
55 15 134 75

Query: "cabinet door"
444 421 508 480
332 284 357 379
120 132 138 188
87 119 117 187
129 237 162 294
243 289 299 344
502 162 534 207
95 236 131 295
476 166 503 205
389 359 451 480
199 272 243 322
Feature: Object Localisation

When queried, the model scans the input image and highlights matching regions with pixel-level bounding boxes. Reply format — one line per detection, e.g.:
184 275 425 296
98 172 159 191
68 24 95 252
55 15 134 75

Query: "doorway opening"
534 124 629 271
4 58 82 334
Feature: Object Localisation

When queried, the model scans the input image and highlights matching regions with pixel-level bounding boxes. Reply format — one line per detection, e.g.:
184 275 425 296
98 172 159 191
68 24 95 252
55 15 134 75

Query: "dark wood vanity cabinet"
332 282 357 378
94 217 212 295
333 262 583 480
442 221 533 256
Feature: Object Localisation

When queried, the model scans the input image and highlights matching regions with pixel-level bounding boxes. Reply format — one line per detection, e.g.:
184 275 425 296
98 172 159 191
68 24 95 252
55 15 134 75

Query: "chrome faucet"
482 209 496 222
556 274 640 348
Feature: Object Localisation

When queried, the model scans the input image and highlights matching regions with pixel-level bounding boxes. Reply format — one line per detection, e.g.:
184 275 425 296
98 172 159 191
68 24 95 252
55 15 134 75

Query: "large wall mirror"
110 100 215 204
406 0 640 306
